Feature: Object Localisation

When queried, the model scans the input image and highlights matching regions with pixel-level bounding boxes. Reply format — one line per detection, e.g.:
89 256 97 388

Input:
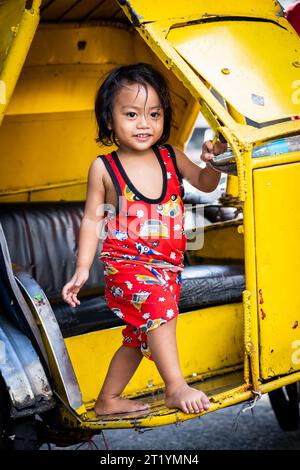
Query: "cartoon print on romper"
140 343 152 359
176 271 182 286
111 307 125 319
151 266 168 284
103 263 119 275
135 264 167 286
118 241 162 263
135 241 161 255
104 266 181 361
110 285 124 299
105 268 178 358
130 290 151 311
135 274 163 286
139 219 169 238
113 230 128 241
123 334 134 345
156 194 182 218
98 145 186 360
124 185 140 202
140 317 167 333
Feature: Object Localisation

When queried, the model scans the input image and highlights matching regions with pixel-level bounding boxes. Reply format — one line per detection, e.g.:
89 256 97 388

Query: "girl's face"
110 81 164 154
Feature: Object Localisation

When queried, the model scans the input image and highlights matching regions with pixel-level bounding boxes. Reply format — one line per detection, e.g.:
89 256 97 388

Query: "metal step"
78 368 246 430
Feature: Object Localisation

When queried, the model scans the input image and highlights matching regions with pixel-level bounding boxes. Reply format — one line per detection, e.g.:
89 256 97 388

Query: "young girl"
62 63 227 416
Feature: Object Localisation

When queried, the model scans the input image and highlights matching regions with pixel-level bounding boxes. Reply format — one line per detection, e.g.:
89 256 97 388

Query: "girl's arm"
76 158 106 270
173 140 228 193
62 158 106 307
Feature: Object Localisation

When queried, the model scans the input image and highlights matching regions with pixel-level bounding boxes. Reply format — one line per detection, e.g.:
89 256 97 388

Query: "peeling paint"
260 307 266 320
258 289 264 304
118 1 144 26
292 320 299 329
33 292 46 307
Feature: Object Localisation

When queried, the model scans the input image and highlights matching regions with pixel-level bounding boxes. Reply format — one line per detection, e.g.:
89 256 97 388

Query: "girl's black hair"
95 62 172 147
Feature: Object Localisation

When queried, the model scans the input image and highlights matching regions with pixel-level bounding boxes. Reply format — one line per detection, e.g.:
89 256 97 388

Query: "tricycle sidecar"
0 0 300 448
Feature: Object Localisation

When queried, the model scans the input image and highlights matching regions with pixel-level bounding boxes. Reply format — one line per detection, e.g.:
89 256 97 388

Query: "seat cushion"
179 264 245 311
53 264 245 338
0 202 105 300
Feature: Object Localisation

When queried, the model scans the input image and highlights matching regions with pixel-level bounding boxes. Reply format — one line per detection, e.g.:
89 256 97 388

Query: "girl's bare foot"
94 396 150 416
165 383 211 414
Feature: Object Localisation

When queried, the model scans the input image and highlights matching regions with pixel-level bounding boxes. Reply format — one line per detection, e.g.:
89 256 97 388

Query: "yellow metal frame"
0 0 41 126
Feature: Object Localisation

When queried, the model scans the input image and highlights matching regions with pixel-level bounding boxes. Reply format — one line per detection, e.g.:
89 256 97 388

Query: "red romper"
97 144 186 361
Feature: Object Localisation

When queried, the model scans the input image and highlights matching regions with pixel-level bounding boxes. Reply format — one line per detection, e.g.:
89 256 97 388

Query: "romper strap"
163 144 185 199
97 154 123 216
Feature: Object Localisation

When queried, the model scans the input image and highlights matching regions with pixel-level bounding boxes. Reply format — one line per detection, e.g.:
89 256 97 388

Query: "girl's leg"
94 345 150 415
147 317 211 414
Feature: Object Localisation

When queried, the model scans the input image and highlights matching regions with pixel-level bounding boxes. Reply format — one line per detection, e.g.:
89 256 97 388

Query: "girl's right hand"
61 267 89 308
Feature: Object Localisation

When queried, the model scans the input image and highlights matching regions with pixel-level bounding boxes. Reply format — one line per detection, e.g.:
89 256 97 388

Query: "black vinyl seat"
0 201 245 338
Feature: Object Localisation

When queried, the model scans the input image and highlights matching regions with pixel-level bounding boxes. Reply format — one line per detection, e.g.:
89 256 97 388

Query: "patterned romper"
97 143 186 361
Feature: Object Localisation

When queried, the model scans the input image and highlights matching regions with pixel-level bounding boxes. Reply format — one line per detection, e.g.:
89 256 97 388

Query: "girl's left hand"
201 140 228 168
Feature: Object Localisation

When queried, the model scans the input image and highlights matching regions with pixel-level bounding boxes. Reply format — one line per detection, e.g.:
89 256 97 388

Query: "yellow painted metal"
226 175 239 198
0 0 41 126
243 119 300 147
178 99 200 150
226 103 247 126
259 370 300 394
117 0 284 23
253 162 300 379
65 303 244 407
0 1 24 72
60 370 247 430
194 220 244 261
243 290 251 387
220 127 250 202
241 147 261 391
251 150 300 170
168 20 300 123
225 100 246 198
